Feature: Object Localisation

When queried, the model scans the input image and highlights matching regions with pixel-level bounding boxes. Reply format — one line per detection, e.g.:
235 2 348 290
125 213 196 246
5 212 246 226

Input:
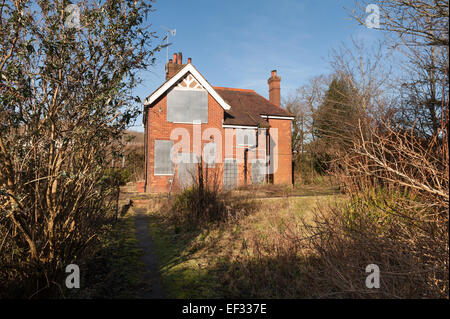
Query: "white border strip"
222 124 258 130
260 115 295 120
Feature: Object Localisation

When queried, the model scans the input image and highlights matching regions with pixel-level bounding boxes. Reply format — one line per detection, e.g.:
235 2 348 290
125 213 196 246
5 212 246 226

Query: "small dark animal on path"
120 199 134 217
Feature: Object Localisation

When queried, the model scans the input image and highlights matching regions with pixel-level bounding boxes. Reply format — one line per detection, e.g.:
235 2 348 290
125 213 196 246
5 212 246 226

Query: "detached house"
140 52 294 193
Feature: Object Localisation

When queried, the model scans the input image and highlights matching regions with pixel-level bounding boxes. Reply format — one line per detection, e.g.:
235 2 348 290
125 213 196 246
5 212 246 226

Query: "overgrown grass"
147 190 340 298
224 189 448 298
148 212 223 298
234 183 340 198
147 182 447 298
170 186 258 230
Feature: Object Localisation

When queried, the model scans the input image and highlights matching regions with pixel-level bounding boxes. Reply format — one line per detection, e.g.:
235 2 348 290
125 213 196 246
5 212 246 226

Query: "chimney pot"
187 57 192 64
271 70 277 77
165 52 188 80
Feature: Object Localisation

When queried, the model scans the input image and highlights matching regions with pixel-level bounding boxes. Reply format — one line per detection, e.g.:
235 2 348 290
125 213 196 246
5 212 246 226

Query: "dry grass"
147 182 448 298
225 189 448 298
146 191 342 298
233 182 339 198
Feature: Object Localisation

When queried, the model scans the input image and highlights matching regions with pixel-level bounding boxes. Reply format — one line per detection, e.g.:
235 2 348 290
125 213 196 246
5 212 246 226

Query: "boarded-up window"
236 129 256 147
177 153 198 189
167 89 208 123
224 159 238 190
251 159 265 184
203 142 216 168
154 140 174 175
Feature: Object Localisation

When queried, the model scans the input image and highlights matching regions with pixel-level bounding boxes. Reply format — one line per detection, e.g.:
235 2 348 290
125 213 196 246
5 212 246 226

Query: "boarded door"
177 153 198 189
251 159 265 184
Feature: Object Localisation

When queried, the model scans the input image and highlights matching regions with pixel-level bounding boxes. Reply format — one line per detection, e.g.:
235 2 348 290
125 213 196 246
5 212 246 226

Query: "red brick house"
140 52 294 193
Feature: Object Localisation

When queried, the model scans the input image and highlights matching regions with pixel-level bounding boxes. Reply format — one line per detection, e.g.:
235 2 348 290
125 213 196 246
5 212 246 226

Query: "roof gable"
144 64 231 110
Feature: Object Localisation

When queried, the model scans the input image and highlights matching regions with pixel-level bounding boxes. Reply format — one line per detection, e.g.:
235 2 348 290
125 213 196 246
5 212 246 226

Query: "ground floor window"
224 158 238 190
251 159 266 184
154 140 174 175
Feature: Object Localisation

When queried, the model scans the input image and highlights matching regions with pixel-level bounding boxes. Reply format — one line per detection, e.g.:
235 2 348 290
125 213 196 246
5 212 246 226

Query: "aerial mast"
161 26 176 63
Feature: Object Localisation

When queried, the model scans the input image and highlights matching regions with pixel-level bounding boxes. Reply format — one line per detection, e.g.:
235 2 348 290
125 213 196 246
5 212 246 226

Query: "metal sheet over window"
237 129 257 147
167 89 208 123
154 140 174 175
251 159 265 184
203 142 216 168
224 159 238 190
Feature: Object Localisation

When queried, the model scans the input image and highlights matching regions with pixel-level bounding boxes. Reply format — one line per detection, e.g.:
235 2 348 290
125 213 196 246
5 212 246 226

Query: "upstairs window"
236 129 257 147
167 89 208 123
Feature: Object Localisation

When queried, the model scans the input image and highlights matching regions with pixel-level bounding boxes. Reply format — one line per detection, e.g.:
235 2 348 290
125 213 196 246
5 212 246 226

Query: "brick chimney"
268 70 281 107
165 52 186 80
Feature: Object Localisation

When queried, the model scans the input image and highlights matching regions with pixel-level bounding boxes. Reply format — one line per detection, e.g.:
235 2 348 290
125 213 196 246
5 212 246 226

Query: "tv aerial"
161 26 176 63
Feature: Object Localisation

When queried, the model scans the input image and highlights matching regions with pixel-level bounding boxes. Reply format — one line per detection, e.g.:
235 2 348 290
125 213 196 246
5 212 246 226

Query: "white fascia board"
260 115 295 120
144 64 231 111
222 125 259 129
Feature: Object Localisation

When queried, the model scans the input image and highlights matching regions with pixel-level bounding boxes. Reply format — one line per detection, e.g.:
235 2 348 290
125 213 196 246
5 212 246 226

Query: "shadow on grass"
147 201 262 298
68 214 147 299
147 228 439 299
144 186 448 299
147 212 220 298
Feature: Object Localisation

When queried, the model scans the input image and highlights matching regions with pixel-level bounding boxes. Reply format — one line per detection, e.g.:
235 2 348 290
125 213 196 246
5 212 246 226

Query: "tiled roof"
214 87 294 127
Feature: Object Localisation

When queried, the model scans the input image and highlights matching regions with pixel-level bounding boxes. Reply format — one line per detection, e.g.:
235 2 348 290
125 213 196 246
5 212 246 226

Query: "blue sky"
129 0 383 131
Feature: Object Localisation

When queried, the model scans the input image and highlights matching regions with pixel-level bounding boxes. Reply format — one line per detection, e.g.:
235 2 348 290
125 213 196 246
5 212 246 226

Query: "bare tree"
329 38 393 118
351 0 449 47
284 75 330 179
395 44 448 138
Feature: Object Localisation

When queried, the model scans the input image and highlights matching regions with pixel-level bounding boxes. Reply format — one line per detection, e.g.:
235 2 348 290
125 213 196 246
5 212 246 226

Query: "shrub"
169 162 257 229
223 189 448 298
103 168 131 186
223 116 449 298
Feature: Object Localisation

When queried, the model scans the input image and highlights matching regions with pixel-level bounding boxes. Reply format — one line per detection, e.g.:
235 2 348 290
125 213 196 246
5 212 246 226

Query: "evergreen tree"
311 76 361 170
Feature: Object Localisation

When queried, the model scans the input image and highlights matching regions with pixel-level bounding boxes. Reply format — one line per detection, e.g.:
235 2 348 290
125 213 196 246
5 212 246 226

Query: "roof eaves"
143 64 231 111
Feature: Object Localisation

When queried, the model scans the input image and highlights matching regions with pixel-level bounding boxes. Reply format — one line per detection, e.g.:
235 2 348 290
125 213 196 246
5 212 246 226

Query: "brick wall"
268 118 292 185
145 89 225 193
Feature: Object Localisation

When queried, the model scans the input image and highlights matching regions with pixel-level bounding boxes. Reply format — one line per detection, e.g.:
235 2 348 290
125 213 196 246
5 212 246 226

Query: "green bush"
102 168 131 186
119 168 131 184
